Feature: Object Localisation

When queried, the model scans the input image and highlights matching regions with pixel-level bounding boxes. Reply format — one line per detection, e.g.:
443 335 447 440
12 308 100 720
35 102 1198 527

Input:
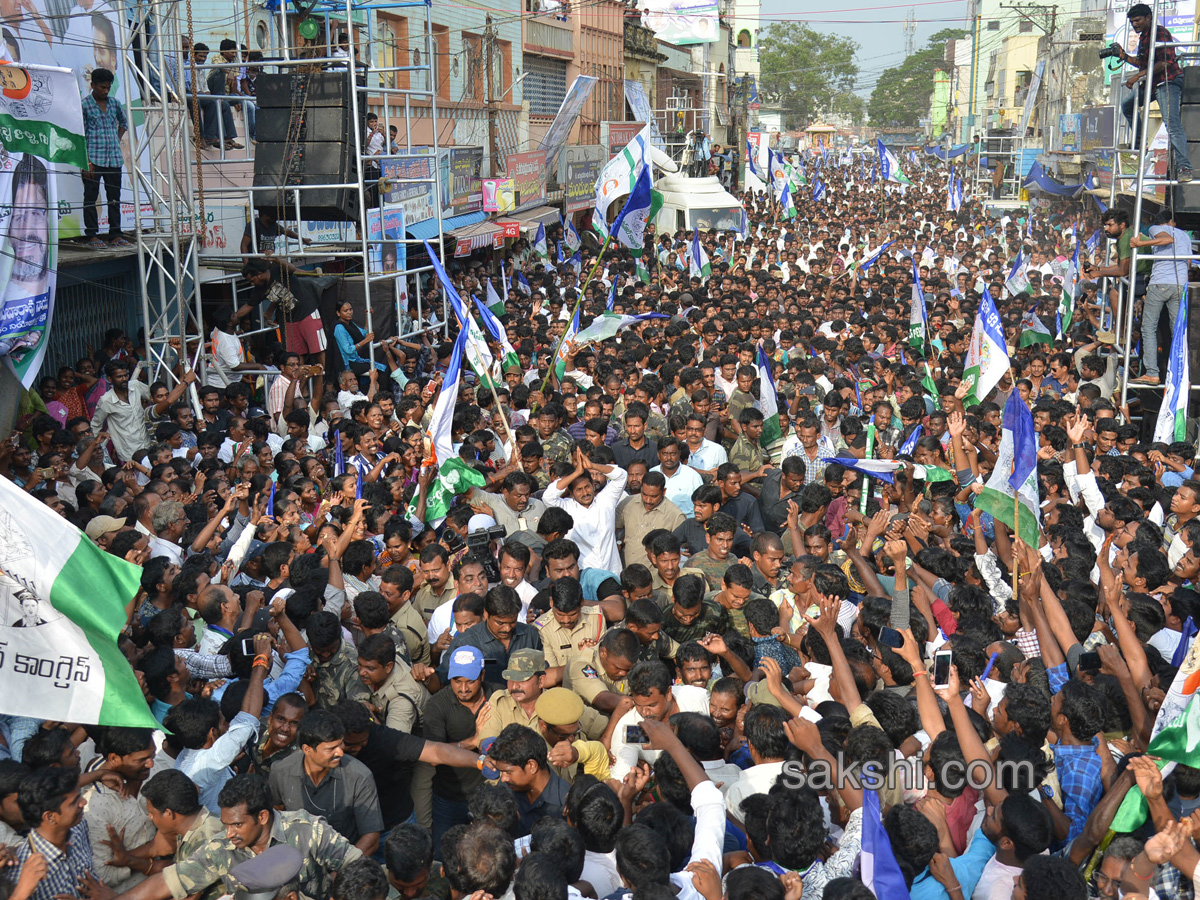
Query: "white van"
651 172 744 234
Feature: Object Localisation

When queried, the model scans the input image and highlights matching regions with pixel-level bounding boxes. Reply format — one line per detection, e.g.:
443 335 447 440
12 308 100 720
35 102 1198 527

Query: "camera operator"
1112 2 1192 182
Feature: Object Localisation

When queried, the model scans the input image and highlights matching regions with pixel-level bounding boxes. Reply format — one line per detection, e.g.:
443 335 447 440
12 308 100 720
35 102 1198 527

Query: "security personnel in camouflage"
157 774 362 900
309 615 371 710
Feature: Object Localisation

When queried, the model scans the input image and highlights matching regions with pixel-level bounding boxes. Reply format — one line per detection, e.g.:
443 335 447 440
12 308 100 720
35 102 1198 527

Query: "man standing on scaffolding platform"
1116 2 1193 183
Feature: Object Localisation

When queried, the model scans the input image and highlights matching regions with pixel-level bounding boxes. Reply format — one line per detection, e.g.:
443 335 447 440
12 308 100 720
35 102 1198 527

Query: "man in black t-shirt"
331 700 485 831
240 209 312 276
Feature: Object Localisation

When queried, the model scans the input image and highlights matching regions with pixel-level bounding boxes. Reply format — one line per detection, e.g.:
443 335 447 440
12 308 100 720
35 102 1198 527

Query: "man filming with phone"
1113 2 1192 182
608 658 711 781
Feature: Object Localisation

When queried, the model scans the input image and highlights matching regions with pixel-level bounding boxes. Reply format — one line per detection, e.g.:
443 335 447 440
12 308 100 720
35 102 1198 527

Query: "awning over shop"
452 220 504 256
1022 161 1084 198
512 206 562 232
406 210 487 241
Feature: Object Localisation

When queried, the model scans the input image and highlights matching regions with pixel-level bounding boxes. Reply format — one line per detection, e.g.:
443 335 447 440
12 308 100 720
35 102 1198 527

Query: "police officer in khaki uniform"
535 687 613 781
478 650 607 746
566 628 641 713
532 580 607 681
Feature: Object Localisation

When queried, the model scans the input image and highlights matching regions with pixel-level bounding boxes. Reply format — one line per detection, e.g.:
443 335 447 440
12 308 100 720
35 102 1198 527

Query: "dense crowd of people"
0 155 1198 900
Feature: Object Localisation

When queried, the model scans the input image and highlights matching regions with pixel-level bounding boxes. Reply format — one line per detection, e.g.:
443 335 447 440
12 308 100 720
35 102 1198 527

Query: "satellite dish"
650 145 678 173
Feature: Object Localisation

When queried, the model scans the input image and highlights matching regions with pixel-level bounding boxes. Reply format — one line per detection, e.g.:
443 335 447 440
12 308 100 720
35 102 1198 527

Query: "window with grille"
377 21 396 88
525 55 567 115
987 20 1000 29
1018 20 1033 32
463 35 483 101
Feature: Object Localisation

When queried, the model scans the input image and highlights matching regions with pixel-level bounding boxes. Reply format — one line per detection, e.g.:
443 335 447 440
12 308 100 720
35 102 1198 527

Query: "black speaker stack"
252 72 357 221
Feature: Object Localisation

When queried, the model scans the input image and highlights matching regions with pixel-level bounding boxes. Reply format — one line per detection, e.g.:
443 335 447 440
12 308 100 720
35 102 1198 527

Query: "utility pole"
485 15 500 177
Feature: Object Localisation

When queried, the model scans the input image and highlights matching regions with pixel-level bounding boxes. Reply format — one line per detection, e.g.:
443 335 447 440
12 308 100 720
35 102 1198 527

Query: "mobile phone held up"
932 650 953 688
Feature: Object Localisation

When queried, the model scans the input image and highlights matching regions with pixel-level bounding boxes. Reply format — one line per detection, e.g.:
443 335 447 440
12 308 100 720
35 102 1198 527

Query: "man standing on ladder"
1116 2 1193 183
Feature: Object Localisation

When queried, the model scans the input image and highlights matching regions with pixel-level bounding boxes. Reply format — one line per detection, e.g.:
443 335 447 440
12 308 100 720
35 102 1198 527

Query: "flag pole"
536 230 614 402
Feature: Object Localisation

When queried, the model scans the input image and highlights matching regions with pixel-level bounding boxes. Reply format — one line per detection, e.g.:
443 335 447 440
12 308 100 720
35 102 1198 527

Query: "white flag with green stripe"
594 124 653 237
756 345 781 446
0 478 157 727
690 228 711 279
1154 289 1190 443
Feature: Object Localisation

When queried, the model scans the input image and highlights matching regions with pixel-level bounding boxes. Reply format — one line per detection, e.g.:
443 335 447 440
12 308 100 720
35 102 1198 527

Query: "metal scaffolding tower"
118 0 206 384
1109 0 1199 432
120 0 447 385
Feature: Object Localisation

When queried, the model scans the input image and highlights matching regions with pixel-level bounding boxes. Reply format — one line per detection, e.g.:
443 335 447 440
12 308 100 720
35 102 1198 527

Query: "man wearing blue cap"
422 644 501 856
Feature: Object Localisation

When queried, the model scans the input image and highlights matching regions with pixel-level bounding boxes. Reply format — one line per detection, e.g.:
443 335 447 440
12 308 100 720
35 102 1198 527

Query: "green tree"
758 23 859 128
868 29 967 130
831 91 866 126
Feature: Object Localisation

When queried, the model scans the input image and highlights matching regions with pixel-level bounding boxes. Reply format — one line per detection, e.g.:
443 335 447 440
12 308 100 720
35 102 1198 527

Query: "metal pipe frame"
190 0 451 378
119 0 206 389
1120 0 1160 408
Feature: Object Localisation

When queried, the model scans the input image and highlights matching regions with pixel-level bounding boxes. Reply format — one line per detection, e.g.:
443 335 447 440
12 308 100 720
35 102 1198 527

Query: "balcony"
526 18 574 57
625 21 666 60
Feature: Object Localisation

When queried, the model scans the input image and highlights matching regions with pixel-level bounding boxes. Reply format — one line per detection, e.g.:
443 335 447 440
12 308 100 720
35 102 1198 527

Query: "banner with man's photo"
0 63 86 388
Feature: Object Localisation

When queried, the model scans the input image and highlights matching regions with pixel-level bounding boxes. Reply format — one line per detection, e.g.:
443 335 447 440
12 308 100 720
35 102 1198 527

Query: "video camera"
466 524 507 584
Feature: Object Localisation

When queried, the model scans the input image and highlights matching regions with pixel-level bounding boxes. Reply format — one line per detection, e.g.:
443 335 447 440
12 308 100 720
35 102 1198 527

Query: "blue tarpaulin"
1022 161 1084 198
923 143 974 160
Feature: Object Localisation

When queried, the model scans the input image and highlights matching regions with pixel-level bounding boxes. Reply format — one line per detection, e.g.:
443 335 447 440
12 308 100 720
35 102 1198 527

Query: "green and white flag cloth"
0 477 157 727
975 392 1041 549
756 345 782 447
485 278 505 317
963 293 1009 406
909 257 927 351
1154 288 1190 443
574 311 669 346
690 228 711 279
1018 308 1053 347
594 124 653 238
409 324 487 522
473 294 519 374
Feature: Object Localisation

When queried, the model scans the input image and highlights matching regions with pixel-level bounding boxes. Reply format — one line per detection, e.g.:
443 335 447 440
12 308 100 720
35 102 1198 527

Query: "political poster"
0 64 87 387
640 0 720 44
